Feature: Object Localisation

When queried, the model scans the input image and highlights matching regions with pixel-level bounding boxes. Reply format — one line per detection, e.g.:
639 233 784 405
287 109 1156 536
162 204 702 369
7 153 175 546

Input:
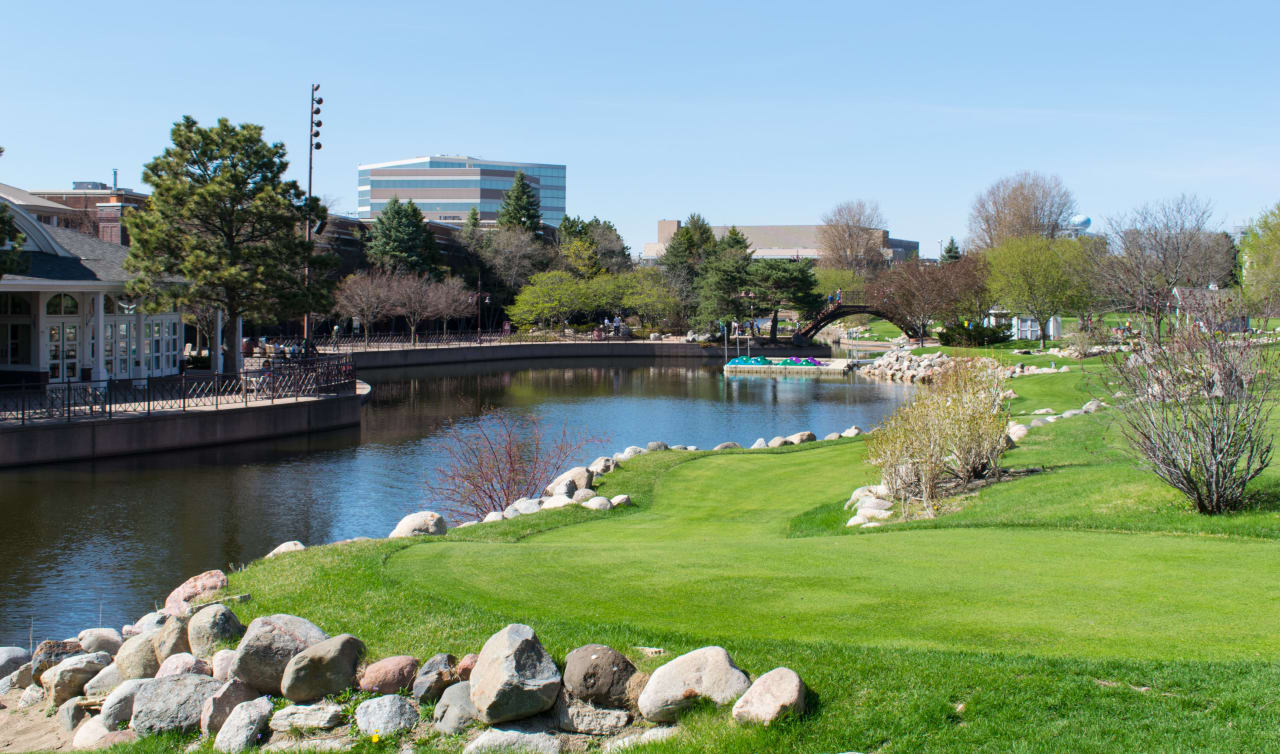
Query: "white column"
213 310 223 373
134 309 144 379
33 293 47 376
93 293 106 380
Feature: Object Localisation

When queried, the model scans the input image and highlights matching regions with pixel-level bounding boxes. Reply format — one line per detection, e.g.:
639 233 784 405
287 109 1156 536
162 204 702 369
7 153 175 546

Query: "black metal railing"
261 330 627 353
0 356 356 425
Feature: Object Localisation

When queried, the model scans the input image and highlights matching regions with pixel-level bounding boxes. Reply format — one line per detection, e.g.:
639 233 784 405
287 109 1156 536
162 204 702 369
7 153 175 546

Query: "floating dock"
723 357 854 376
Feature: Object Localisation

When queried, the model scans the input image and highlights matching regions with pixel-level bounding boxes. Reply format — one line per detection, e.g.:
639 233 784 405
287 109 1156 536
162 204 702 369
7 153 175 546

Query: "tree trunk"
769 310 779 342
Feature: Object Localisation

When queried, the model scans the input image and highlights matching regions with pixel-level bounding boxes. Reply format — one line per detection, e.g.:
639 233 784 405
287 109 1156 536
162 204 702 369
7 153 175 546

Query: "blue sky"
2 0 1277 257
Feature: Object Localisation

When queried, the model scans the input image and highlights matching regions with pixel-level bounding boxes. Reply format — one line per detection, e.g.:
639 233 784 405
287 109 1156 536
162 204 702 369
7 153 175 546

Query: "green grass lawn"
162 369 1280 753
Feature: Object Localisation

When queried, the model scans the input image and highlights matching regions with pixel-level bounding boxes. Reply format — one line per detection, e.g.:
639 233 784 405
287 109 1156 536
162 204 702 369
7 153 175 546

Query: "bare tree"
866 261 954 346
1100 195 1232 338
817 200 889 271
394 273 435 345
967 171 1077 251
481 227 554 290
333 270 394 346
425 410 603 520
431 276 473 335
1105 295 1275 514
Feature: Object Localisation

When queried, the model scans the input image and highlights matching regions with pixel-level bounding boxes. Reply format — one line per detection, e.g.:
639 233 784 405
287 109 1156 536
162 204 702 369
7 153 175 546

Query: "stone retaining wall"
349 341 831 370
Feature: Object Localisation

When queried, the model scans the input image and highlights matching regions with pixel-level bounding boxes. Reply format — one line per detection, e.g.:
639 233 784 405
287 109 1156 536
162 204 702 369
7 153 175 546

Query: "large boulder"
766 436 791 448
43 651 112 706
541 495 576 511
432 680 479 735
411 653 458 704
552 688 630 735
482 511 504 523
0 646 30 678
83 662 122 697
544 467 593 496
587 456 614 475
58 695 90 731
388 511 447 538
17 683 45 709
786 431 816 444
712 441 741 451
211 649 237 681
750 438 767 449
31 639 83 685
152 615 192 663
131 673 222 736
123 611 168 638
563 644 635 709
353 694 417 736
571 488 597 503
503 498 543 519
164 570 228 616
457 654 479 681
214 696 274 753
469 623 561 724
731 666 805 725
1 661 33 694
200 679 261 736
269 702 344 733
188 605 247 659
637 646 750 722
1007 424 1029 442
100 678 149 729
582 496 614 511
73 714 112 749
840 425 863 438
229 614 329 695
157 652 212 678
358 654 417 694
610 494 632 507
282 634 365 702
77 629 123 656
645 441 669 452
464 725 563 753
265 541 305 558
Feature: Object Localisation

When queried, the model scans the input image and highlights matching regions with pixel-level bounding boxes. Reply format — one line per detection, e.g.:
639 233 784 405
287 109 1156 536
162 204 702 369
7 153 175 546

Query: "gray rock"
731 666 805 725
265 541 305 558
767 436 791 448
840 426 863 438
43 651 111 706
31 639 82 685
645 441 669 452
713 442 741 451
504 498 543 518
124 611 168 637
58 695 89 731
281 634 364 703
587 456 614 475
211 649 237 681
188 605 246 659
388 511 447 538
482 511 504 523
2 660 33 693
83 662 122 697
101 678 150 729
552 688 629 735
464 723 562 753
229 614 329 695
610 494 632 507
1030 417 1049 428
213 696 274 753
353 694 417 736
823 432 841 441
269 702 344 732
786 431 817 444
78 628 124 656
603 726 677 752
17 683 44 709
157 652 212 678
152 615 191 663
130 673 222 736
571 488 597 503
432 680 478 735
200 679 260 736
563 644 635 709
856 497 894 512
73 715 112 749
545 466 593 497
750 438 768 449
1061 409 1084 418
412 652 458 704
540 495 576 510
582 496 613 511
637 646 750 722
470 623 561 724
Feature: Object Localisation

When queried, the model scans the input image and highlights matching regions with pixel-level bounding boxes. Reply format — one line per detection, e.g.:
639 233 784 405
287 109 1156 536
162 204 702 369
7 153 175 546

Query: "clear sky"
3 0 1277 257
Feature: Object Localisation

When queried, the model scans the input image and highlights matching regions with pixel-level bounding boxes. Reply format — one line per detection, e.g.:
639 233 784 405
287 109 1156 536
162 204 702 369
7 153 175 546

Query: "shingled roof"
3 226 132 283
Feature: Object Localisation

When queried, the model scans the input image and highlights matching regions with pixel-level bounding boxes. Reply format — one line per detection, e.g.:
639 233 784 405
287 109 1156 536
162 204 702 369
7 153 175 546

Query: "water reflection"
0 357 907 645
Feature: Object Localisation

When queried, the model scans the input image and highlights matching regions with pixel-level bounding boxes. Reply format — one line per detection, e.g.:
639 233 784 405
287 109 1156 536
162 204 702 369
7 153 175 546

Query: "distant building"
357 156 566 228
26 180 149 246
641 220 918 263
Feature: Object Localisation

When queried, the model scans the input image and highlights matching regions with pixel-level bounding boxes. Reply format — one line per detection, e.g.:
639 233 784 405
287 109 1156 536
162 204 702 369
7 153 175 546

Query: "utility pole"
304 83 323 340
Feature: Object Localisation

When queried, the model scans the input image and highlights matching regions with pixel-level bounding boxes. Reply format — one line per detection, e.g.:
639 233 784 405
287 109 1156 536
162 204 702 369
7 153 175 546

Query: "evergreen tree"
564 237 601 278
749 259 821 341
696 245 754 326
460 206 484 251
718 226 751 255
123 116 333 371
0 147 26 280
365 196 440 274
496 171 542 233
940 237 962 264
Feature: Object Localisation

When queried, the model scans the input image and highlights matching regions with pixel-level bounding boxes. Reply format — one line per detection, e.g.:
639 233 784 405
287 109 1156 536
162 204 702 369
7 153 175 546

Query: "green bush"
938 323 1011 347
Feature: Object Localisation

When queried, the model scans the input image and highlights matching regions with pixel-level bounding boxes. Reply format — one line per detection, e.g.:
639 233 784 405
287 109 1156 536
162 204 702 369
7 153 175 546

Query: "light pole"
303 83 323 341
472 281 491 344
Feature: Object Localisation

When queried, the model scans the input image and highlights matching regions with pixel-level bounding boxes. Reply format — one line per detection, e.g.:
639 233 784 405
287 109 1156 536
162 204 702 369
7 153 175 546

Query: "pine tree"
365 196 440 274
718 226 751 254
461 206 483 251
941 237 962 264
0 147 26 280
123 116 333 371
497 171 542 234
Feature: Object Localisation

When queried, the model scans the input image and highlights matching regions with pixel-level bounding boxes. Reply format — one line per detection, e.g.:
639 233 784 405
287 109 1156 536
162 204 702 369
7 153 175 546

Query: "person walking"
836 288 842 304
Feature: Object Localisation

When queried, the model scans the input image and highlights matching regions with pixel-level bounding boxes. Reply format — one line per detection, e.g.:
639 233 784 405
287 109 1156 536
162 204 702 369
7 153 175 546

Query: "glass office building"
356 156 566 227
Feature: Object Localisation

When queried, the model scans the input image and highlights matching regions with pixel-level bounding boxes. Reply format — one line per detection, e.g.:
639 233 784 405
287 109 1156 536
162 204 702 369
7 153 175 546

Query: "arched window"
45 294 79 316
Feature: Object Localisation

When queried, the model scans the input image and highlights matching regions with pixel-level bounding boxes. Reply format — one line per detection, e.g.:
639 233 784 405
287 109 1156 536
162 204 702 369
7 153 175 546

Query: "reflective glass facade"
356 156 566 226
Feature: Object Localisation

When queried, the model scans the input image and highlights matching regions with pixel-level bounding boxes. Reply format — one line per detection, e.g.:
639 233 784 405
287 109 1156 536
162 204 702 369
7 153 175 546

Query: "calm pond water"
0 356 908 646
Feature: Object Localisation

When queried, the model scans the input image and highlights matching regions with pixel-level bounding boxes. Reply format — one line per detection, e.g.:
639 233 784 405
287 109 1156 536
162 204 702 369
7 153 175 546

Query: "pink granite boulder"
358 655 419 694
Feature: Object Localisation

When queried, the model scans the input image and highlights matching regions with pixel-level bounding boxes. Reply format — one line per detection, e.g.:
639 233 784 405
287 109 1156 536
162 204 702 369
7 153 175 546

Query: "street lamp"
303 83 323 340
472 283 491 344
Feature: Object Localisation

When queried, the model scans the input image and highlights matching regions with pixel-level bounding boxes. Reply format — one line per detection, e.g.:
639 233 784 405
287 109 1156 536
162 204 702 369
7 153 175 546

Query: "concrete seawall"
350 340 831 370
0 394 362 468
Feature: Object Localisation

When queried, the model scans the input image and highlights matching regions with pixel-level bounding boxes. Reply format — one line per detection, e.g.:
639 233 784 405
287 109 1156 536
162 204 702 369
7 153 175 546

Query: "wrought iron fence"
261 330 622 353
0 356 356 425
